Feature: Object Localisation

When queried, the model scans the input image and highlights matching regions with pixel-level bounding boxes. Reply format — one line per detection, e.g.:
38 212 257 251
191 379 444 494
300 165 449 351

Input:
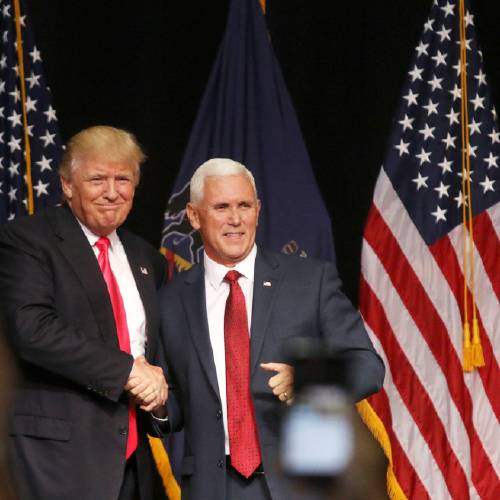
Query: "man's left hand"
260 362 294 405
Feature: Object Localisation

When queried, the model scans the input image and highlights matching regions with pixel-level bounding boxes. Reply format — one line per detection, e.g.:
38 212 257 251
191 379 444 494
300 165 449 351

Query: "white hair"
189 158 258 205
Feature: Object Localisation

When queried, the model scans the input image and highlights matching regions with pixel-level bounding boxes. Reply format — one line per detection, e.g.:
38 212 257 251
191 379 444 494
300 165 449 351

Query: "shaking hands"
125 356 168 412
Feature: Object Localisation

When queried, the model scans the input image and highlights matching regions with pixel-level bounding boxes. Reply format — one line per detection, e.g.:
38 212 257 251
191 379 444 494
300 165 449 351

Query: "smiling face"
61 159 137 236
186 174 261 267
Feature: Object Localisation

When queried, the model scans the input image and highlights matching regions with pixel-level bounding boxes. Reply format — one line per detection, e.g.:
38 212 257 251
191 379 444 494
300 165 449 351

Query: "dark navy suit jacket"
158 248 384 500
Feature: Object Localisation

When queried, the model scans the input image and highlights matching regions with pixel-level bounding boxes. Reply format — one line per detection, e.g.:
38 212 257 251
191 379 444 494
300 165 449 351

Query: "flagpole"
13 0 34 215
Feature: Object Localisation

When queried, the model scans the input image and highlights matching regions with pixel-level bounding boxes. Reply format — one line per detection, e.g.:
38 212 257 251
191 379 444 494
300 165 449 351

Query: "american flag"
358 0 500 498
0 0 63 224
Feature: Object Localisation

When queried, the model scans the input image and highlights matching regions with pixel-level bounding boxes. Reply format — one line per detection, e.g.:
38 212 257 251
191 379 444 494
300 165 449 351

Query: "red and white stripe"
360 168 500 499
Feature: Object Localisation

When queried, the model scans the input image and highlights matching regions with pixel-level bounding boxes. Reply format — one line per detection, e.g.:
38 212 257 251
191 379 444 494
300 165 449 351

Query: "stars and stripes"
0 0 63 224
358 0 500 498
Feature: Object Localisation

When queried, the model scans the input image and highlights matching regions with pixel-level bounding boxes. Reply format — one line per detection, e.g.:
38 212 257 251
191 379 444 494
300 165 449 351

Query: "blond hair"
59 125 146 182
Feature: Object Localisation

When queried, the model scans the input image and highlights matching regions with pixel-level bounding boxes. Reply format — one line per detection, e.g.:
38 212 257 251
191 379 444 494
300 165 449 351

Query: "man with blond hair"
0 126 168 500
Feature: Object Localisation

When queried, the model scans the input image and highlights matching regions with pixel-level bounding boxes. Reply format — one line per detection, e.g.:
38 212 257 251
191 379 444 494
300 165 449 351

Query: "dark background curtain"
26 0 500 303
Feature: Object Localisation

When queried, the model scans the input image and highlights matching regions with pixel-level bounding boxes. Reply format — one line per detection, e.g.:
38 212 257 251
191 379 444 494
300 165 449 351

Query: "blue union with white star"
383 0 500 245
0 0 63 224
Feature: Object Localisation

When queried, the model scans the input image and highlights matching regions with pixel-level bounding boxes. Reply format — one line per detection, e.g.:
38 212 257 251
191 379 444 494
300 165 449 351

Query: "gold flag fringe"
148 435 181 500
356 399 408 500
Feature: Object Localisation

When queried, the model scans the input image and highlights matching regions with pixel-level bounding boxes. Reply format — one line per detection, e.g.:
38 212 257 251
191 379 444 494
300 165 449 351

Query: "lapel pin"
263 281 272 287
140 266 149 275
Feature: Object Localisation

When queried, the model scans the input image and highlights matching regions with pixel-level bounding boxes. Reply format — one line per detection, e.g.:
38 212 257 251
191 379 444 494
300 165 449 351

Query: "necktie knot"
95 236 110 254
224 270 241 284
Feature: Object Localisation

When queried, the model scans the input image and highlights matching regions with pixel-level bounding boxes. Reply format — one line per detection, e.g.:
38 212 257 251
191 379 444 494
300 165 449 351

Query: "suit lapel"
50 205 118 345
250 249 281 376
119 231 159 358
182 264 221 400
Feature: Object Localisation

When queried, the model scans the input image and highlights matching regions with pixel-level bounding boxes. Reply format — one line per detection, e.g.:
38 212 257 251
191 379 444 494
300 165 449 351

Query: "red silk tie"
224 270 262 478
95 237 138 459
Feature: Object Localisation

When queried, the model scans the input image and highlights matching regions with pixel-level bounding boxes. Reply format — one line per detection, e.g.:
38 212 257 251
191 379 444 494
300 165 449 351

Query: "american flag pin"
140 266 149 275
263 281 272 287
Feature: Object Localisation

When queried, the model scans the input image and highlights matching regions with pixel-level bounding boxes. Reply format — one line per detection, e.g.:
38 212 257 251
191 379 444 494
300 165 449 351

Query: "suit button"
216 409 222 419
217 460 224 468
119 426 127 435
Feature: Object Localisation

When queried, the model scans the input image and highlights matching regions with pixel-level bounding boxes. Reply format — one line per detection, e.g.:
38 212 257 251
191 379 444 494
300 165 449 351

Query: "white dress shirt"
79 223 147 359
204 244 257 455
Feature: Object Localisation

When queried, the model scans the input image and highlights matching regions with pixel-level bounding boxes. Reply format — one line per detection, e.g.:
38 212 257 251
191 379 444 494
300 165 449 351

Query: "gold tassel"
463 322 473 372
471 318 485 368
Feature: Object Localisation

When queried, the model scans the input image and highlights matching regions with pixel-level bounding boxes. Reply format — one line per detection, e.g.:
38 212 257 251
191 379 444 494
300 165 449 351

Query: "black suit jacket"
158 248 384 500
0 205 167 500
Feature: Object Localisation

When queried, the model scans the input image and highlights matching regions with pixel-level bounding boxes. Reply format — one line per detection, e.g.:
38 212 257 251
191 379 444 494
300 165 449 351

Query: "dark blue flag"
0 0 63 224
159 0 336 490
161 0 334 270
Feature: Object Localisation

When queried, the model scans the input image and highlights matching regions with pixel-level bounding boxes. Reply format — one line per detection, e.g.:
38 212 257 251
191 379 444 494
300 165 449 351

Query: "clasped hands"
261 362 295 405
124 356 168 412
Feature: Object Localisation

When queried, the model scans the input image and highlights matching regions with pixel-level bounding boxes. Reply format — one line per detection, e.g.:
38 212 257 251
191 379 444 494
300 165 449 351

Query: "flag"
357 0 500 498
0 0 63 224
158 0 336 494
160 0 334 273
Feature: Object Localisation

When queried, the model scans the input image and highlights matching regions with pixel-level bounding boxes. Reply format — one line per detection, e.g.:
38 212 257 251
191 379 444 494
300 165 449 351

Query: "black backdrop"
26 1 500 303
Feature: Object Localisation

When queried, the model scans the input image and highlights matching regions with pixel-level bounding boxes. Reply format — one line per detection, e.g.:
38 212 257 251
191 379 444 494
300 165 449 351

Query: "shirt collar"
204 244 257 290
77 219 119 249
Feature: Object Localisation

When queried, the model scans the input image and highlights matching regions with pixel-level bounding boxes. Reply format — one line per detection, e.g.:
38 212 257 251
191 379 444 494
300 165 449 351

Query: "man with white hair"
157 158 384 499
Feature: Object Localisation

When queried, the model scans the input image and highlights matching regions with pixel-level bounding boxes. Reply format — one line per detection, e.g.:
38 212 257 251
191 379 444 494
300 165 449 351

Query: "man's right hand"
125 356 168 412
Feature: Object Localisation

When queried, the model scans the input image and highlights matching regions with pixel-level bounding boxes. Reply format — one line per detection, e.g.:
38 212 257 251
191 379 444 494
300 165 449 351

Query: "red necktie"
95 237 138 459
224 270 262 478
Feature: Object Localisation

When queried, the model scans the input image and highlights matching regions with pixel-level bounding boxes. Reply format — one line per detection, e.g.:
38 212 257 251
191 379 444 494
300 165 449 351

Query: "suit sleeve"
149 283 185 436
149 333 183 436
318 260 385 401
0 224 133 402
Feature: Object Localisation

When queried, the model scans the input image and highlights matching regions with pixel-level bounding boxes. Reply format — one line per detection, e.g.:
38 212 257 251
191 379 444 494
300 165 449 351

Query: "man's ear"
186 203 200 230
256 199 261 225
60 176 72 200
